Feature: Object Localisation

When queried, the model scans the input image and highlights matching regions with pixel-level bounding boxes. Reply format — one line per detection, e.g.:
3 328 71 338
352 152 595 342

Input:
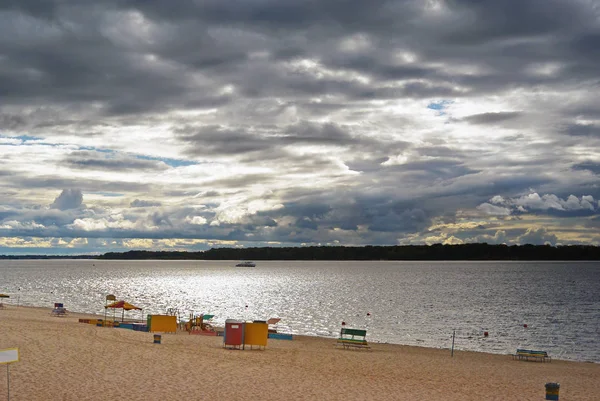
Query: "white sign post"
0 348 19 401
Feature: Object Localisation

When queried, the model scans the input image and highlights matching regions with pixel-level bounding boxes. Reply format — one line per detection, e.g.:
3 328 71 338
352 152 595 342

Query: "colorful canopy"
267 318 281 325
105 300 142 310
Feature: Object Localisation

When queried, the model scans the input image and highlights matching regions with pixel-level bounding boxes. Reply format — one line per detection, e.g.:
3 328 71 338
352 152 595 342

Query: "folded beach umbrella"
0 294 10 298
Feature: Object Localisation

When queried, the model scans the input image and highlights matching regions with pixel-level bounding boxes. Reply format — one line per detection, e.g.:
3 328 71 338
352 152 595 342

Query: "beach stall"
104 300 143 324
147 315 177 333
244 321 269 350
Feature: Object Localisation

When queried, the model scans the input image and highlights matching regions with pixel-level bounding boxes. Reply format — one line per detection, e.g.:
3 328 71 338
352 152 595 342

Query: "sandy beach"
0 305 598 400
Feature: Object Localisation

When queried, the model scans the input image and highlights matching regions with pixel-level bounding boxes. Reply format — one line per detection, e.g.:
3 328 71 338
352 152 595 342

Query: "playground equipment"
185 313 217 335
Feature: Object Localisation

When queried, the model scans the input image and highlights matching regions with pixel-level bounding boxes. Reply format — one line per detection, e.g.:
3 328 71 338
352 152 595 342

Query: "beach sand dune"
0 306 598 400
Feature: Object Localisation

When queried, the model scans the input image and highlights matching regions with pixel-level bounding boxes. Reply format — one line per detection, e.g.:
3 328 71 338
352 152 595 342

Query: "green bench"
513 349 551 362
336 328 370 350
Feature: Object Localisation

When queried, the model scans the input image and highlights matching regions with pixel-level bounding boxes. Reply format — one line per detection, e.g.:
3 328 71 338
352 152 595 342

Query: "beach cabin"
224 319 244 349
147 315 177 333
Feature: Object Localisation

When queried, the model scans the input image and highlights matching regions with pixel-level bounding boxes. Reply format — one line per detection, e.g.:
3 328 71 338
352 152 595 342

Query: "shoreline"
1 304 599 400
5 303 598 364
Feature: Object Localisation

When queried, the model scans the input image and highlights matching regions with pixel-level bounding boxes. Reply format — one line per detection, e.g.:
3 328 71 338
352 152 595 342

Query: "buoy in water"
366 312 371 316
341 321 346 326
523 324 528 328
483 331 489 337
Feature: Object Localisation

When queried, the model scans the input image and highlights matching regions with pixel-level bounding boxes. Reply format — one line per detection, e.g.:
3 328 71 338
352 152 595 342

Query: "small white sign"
0 348 19 364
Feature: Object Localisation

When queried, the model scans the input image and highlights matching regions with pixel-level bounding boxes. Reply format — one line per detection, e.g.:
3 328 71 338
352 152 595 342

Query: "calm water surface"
1 260 598 362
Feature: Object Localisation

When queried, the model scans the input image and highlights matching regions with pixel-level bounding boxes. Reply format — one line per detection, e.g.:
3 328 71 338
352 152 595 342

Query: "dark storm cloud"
564 123 600 137
178 125 270 155
441 0 588 42
178 121 379 159
0 0 595 119
0 113 27 130
281 121 355 145
573 162 600 175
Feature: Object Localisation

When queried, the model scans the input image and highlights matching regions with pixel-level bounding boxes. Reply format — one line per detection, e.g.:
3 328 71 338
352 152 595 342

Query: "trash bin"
153 334 162 344
545 382 560 400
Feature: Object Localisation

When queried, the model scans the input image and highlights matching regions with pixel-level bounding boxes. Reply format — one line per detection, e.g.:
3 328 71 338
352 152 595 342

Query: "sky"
1 0 600 255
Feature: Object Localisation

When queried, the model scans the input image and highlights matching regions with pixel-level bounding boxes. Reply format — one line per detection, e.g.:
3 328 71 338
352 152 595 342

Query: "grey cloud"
178 121 381 160
295 217 318 230
5 174 152 194
369 208 428 233
282 121 355 145
462 112 522 125
386 159 480 181
441 0 590 44
50 189 83 210
0 113 27 130
0 0 595 127
564 123 600 137
130 199 162 208
573 162 600 175
178 125 270 156
516 227 558 246
64 151 169 171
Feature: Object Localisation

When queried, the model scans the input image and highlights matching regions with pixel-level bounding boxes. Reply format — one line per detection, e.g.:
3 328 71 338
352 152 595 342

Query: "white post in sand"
451 330 456 357
0 348 19 401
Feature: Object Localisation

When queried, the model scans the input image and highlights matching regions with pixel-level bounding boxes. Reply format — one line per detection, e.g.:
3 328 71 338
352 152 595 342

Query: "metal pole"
7 364 10 401
451 330 455 357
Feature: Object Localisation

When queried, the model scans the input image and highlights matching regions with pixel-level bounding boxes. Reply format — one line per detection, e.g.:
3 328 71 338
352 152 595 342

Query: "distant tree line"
0 254 95 259
93 244 600 261
2 244 599 260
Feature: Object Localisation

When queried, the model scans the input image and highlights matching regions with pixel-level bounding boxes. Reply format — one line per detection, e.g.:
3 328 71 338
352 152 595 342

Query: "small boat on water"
235 261 256 267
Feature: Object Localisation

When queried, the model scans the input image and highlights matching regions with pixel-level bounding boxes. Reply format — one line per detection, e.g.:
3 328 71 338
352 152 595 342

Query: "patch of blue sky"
15 135 43 142
0 134 44 143
427 100 453 115
79 146 115 153
135 154 197 167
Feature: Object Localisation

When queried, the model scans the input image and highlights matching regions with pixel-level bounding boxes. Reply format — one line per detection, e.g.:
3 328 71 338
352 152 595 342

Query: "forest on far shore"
2 243 599 260
94 243 599 260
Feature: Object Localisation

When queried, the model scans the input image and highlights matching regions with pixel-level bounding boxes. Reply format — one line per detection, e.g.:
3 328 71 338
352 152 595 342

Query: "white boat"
235 261 256 267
